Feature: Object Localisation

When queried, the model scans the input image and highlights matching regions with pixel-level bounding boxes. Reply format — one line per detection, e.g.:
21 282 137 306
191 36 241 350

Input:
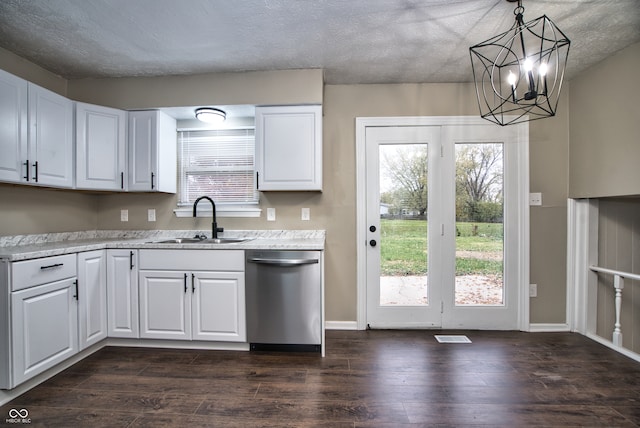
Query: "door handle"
191 273 195 292
24 159 30 181
184 273 187 293
129 251 134 270
369 240 377 247
73 280 79 300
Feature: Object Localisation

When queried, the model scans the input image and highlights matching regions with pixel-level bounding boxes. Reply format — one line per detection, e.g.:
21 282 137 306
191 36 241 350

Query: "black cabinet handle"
129 251 134 270
33 161 38 182
73 280 79 300
184 273 187 293
40 263 63 270
121 172 124 189
191 273 195 292
151 172 155 190
24 159 30 181
256 171 259 190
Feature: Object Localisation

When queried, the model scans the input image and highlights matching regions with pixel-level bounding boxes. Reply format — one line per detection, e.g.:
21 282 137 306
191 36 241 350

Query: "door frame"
355 116 530 331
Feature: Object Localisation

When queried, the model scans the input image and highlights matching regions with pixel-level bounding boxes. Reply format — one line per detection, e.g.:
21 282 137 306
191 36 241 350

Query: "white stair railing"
589 266 640 347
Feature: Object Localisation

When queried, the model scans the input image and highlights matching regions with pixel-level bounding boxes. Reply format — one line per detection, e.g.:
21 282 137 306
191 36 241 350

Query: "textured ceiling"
0 0 638 84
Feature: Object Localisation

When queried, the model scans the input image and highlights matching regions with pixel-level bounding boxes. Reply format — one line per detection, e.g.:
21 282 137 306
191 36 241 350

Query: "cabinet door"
76 102 126 190
128 110 176 193
192 271 246 342
128 110 156 191
77 250 107 350
255 105 322 191
139 270 191 340
0 69 27 183
27 83 74 188
11 278 78 387
106 249 139 338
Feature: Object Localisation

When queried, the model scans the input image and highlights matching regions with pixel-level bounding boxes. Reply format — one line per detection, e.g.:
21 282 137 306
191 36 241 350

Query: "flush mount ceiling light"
469 0 570 126
195 107 226 124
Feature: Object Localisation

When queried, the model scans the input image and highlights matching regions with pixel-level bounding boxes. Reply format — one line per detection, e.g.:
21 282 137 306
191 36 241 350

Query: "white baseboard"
325 321 358 330
586 333 640 363
529 323 571 332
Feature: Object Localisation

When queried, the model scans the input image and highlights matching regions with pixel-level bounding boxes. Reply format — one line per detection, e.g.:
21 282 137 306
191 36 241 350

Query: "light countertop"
0 230 325 261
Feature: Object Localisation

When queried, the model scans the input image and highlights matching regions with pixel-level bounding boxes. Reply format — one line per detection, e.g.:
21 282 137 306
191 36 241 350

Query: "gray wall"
569 42 640 198
0 46 572 325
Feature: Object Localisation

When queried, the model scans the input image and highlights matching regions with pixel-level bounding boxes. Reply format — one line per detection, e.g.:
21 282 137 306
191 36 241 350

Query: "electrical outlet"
529 283 537 297
267 207 276 221
301 207 310 221
120 209 128 222
529 192 542 206
148 209 156 222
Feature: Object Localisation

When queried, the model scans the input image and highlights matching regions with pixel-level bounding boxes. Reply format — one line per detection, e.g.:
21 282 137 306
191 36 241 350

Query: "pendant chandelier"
469 0 570 126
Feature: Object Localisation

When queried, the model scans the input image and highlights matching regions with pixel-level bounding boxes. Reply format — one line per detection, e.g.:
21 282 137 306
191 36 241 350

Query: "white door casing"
356 116 529 331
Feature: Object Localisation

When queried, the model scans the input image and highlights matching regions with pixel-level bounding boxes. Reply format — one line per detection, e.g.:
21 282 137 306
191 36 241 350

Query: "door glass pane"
454 143 504 306
379 144 428 306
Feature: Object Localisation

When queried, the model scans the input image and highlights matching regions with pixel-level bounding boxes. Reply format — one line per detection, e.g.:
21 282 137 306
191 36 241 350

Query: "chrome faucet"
193 196 224 239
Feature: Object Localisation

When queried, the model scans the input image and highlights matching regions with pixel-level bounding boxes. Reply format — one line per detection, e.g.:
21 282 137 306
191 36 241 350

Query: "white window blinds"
177 129 258 206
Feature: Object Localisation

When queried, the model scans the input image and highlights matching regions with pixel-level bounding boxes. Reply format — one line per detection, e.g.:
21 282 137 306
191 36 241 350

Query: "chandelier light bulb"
523 58 533 72
507 71 517 86
539 62 548 76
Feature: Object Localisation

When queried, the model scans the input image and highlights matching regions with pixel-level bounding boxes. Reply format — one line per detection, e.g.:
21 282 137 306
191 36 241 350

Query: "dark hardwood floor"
2 330 640 427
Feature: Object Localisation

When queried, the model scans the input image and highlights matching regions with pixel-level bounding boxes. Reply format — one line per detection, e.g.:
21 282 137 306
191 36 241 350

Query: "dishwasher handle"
248 257 319 266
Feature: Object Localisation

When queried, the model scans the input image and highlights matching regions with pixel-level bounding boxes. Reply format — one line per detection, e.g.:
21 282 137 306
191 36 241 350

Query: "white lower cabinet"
138 250 245 342
106 249 139 338
192 271 244 341
77 250 107 350
10 277 79 388
139 270 245 342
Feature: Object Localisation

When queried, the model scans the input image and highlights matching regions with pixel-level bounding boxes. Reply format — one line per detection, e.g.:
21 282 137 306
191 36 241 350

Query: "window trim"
174 205 261 218
175 126 260 217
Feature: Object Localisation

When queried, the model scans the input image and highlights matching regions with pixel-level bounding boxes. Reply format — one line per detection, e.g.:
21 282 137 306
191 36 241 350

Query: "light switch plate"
301 207 310 221
529 192 542 206
267 207 276 221
529 283 537 297
148 209 156 222
120 209 128 222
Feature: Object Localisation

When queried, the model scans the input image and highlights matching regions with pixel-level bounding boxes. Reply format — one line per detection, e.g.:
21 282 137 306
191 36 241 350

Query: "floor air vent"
435 335 472 343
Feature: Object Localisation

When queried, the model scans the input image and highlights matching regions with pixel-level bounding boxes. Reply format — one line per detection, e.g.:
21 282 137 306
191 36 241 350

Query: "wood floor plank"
2 330 639 427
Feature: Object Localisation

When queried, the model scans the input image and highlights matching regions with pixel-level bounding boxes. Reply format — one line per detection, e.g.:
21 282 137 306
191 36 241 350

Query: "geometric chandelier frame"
470 0 570 126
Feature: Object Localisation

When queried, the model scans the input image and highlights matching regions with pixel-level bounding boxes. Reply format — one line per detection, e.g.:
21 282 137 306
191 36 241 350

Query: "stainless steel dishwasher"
245 250 321 352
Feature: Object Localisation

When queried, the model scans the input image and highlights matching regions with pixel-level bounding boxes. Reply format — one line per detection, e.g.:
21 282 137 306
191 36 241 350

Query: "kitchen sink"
149 237 252 244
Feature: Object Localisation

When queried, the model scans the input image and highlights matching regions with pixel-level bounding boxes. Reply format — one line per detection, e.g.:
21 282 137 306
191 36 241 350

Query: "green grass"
380 219 503 276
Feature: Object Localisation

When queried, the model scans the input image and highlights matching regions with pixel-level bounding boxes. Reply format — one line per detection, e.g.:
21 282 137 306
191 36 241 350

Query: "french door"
360 119 528 330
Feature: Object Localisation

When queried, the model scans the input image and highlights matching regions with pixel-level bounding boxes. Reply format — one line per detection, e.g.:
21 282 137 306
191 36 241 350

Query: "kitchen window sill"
174 206 262 218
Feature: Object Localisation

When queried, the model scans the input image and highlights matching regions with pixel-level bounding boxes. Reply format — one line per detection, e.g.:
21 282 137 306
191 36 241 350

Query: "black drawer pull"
40 263 64 270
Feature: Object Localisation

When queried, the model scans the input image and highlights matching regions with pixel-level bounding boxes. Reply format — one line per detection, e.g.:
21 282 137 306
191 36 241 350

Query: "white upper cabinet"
27 82 74 188
255 105 323 191
0 69 28 183
128 110 177 193
75 102 127 190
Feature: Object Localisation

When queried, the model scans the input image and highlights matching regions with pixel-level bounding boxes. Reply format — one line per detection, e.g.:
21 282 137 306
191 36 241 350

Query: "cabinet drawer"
12 254 77 291
139 250 244 271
